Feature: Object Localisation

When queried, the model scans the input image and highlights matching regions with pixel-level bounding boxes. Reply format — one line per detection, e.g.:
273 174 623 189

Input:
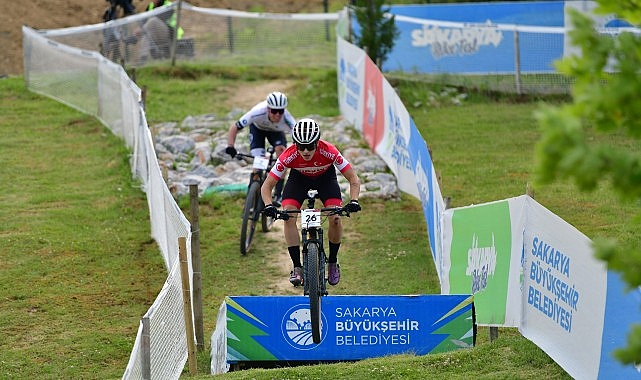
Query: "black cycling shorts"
249 124 287 152
282 166 343 208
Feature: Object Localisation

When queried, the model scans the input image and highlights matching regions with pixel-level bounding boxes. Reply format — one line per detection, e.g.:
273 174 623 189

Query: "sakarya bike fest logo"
281 304 328 348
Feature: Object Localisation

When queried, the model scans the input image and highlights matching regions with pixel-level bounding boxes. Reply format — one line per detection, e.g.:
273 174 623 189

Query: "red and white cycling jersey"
268 140 352 179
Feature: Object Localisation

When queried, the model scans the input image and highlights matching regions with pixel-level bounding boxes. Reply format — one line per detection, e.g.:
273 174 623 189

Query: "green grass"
0 77 166 379
4 64 636 379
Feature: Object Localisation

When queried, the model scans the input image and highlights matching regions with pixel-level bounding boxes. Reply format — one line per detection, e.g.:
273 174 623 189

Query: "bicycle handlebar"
235 152 256 160
273 206 354 221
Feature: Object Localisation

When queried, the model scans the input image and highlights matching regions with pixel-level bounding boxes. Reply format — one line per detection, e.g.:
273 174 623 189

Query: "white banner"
520 196 606 379
337 36 365 130
440 195 526 326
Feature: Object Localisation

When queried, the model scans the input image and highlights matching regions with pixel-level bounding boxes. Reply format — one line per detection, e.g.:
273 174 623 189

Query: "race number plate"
301 209 321 229
252 156 269 170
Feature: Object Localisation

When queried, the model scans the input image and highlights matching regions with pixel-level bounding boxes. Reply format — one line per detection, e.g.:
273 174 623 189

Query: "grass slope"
5 63 633 379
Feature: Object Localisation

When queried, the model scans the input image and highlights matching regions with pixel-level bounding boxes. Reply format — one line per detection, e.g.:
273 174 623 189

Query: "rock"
150 114 400 200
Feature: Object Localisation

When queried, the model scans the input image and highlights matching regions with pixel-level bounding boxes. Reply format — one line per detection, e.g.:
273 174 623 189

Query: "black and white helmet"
292 118 321 144
266 91 288 109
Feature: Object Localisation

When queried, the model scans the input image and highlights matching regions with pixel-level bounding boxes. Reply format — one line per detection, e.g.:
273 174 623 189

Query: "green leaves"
536 0 641 366
350 0 400 67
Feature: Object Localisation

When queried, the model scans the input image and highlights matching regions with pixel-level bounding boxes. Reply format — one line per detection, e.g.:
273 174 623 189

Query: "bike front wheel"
306 241 323 344
240 182 260 255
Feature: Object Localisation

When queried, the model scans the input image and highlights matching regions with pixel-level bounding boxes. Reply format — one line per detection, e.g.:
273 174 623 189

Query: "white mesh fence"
123 262 192 380
22 23 194 380
37 2 339 69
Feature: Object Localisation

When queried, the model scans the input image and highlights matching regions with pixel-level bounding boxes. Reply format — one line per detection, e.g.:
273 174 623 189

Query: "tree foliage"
534 0 641 365
350 0 400 68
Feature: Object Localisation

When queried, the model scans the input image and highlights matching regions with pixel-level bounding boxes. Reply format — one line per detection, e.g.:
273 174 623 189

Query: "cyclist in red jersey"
261 118 361 286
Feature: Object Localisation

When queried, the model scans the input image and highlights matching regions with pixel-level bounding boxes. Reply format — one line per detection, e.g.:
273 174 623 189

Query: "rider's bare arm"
227 123 239 146
261 175 278 206
342 167 361 202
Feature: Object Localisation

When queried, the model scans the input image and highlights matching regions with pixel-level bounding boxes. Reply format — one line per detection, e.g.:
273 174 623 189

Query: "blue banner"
390 2 565 26
372 2 566 73
226 294 474 363
598 271 641 378
407 118 440 264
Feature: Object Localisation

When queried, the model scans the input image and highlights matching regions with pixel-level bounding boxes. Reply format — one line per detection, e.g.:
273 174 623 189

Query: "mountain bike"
273 189 354 344
236 148 278 255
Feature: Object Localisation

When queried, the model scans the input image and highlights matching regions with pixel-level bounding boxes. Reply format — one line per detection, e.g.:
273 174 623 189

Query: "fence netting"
37 3 339 69
22 4 339 379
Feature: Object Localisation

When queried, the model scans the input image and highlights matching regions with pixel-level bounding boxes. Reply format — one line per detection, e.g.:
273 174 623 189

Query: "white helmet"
266 91 288 109
292 118 321 145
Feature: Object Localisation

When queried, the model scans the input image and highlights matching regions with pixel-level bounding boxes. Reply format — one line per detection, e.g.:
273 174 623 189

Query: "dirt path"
227 79 300 295
224 80 296 110
262 222 300 296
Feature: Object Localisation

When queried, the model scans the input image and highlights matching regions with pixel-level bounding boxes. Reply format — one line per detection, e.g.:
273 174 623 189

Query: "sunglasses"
296 142 317 151
269 108 285 115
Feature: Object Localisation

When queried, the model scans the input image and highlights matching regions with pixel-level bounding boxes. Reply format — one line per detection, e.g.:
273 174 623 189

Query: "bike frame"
299 195 328 298
276 189 351 343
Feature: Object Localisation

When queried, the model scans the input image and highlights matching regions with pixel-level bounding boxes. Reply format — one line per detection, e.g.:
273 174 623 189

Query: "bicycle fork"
302 228 328 297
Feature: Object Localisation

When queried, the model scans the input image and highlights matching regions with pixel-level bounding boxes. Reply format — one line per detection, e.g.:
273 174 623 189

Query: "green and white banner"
441 196 526 326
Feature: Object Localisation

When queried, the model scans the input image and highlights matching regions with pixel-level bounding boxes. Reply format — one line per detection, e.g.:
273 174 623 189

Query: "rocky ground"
153 113 399 200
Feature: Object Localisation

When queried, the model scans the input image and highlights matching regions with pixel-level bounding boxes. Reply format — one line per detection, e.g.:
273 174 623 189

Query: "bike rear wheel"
240 182 260 255
306 241 323 344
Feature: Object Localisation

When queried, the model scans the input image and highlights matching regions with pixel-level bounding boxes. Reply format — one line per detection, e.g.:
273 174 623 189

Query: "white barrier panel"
407 122 447 282
338 35 419 199
337 36 365 131
441 196 526 327
521 196 606 379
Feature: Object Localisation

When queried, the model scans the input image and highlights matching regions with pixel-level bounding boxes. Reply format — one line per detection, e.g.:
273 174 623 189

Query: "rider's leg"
284 212 301 267
284 206 303 285
321 172 344 285
280 169 305 285
327 214 342 285
327 215 342 263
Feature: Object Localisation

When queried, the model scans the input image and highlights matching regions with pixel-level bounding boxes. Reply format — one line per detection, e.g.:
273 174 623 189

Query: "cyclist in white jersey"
226 91 296 205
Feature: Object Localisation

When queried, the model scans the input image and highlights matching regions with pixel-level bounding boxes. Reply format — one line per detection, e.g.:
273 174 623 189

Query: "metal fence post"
141 317 151 380
514 28 522 95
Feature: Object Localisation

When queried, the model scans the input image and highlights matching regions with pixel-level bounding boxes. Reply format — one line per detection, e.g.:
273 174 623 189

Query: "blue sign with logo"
226 294 474 363
367 2 567 74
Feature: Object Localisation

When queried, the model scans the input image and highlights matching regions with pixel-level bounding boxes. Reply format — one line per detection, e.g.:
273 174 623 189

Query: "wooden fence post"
179 237 198 374
489 326 499 342
189 183 204 351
